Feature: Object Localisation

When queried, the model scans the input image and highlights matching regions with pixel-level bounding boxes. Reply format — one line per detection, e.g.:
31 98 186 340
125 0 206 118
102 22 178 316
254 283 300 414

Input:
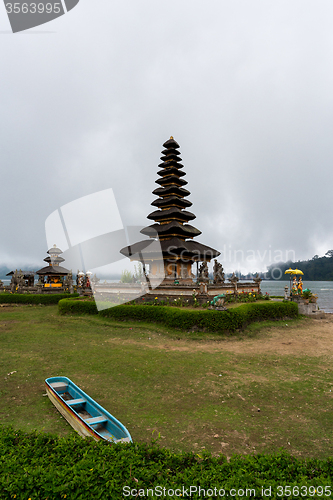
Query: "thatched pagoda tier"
147 207 196 223
158 160 184 169
36 265 70 276
161 146 181 156
43 255 65 265
121 237 220 262
160 153 183 163
152 185 190 198
157 166 186 177
151 196 192 209
155 175 188 187
120 137 220 283
141 221 202 239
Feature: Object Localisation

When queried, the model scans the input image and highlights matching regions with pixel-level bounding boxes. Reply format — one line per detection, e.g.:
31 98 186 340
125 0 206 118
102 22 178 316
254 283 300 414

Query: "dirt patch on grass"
104 315 333 358
221 315 333 358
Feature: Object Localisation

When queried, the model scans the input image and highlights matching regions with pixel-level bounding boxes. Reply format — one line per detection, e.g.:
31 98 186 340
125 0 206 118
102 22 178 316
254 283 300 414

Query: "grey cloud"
1 0 333 273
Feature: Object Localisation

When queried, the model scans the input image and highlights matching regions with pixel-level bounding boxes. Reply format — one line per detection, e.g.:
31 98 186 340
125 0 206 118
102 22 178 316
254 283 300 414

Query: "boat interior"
49 381 130 443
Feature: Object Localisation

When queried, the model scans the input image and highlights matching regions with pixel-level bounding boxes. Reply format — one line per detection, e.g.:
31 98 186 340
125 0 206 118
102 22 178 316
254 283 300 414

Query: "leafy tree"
266 250 333 281
134 262 144 281
120 269 134 283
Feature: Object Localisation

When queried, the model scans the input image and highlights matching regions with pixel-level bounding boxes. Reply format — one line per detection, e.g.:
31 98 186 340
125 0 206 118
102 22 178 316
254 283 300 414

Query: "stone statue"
17 270 25 292
64 272 74 293
292 276 298 295
198 261 209 282
91 274 100 285
77 272 84 288
253 273 262 285
213 260 225 284
229 272 239 284
68 272 74 294
10 270 18 292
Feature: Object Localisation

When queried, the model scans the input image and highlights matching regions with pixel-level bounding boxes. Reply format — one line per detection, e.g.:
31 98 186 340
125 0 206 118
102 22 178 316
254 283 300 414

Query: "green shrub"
0 426 331 499
120 269 134 283
58 299 298 333
0 293 79 305
59 298 98 315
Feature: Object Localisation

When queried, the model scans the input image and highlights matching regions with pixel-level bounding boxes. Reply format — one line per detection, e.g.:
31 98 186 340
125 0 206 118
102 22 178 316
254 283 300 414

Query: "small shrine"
120 137 220 283
36 245 70 288
6 270 35 287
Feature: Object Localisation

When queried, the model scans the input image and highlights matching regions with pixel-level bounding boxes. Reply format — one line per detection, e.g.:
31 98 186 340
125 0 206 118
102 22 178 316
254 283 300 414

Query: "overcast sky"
1 0 333 274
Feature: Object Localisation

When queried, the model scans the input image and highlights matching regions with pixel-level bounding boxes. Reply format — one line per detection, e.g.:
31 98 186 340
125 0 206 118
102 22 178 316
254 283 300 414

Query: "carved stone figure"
10 270 18 292
91 274 100 285
198 261 209 282
64 272 74 293
229 272 239 284
17 270 25 292
292 276 298 295
213 260 225 284
253 273 262 285
77 272 85 288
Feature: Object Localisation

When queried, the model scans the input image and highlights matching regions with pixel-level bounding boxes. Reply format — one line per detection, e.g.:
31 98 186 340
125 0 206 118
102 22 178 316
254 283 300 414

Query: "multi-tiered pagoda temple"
120 137 220 284
36 245 70 287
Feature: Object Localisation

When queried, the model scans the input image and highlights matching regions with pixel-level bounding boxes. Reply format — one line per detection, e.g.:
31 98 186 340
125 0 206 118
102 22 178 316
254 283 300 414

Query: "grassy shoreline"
0 304 332 459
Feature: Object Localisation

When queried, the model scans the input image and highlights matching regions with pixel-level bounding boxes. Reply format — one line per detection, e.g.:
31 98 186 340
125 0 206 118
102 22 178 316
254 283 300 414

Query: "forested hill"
266 250 333 281
0 265 11 279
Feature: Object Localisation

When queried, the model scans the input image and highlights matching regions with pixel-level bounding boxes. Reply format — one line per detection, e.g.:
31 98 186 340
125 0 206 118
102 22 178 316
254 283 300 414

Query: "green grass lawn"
0 304 332 460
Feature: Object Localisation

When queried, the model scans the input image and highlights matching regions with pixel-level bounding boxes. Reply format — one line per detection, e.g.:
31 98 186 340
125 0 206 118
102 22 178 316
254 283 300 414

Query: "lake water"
260 280 333 313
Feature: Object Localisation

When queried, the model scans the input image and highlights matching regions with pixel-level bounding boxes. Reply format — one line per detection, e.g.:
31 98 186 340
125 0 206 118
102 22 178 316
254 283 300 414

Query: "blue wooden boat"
45 376 132 443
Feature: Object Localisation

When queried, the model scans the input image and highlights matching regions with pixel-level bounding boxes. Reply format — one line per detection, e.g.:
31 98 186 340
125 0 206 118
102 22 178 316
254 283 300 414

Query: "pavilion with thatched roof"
36 245 70 288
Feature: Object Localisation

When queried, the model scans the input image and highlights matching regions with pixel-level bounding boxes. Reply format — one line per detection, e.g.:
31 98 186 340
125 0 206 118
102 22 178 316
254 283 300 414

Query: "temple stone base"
291 296 319 316
2 280 261 306
91 280 261 305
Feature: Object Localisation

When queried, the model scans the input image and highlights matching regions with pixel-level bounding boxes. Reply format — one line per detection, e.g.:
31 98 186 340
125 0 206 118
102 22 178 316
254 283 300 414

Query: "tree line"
266 250 333 281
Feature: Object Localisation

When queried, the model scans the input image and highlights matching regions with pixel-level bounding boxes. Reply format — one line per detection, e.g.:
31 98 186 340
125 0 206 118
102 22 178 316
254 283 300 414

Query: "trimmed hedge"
58 299 298 333
0 426 332 499
0 292 79 305
59 298 98 315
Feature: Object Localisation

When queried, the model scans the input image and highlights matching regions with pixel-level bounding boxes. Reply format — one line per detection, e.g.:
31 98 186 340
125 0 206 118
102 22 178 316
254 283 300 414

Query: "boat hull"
45 376 132 444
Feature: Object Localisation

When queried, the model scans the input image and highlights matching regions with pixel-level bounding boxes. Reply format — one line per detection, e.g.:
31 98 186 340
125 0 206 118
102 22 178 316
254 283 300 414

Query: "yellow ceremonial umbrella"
284 268 294 275
285 268 304 295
